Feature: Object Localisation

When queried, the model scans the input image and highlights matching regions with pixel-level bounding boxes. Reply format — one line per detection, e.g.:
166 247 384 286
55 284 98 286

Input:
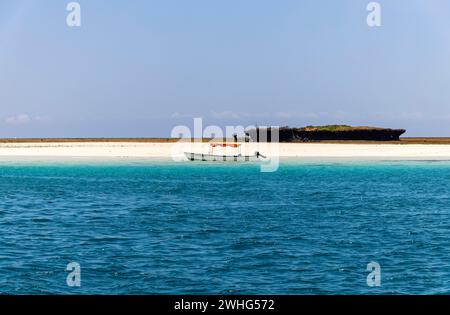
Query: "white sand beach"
1 141 450 160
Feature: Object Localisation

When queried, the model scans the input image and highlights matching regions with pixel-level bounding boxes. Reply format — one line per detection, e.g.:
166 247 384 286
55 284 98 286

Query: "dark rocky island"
246 125 406 142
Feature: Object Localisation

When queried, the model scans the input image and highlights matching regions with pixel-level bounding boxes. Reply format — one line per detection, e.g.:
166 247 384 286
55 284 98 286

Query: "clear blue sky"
0 0 449 137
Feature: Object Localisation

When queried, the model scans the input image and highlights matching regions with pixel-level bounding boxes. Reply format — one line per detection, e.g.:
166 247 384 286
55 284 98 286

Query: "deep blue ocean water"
0 158 450 294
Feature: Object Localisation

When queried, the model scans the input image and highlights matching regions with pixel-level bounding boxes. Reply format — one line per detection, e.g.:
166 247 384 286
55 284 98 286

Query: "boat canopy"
209 142 241 148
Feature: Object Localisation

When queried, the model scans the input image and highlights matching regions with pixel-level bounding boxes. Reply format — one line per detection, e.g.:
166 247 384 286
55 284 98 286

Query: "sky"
0 0 449 137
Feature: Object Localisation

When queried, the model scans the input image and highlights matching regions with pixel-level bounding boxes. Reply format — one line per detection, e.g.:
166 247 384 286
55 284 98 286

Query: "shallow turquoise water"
0 158 450 294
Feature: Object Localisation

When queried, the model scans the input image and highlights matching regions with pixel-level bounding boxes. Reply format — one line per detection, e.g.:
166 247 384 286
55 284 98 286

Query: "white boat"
184 143 266 162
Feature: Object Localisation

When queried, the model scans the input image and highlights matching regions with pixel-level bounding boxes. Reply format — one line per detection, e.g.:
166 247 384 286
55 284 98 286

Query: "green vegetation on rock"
301 125 381 132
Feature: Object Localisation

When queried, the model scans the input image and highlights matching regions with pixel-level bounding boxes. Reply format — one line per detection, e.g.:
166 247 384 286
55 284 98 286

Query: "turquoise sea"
0 158 449 294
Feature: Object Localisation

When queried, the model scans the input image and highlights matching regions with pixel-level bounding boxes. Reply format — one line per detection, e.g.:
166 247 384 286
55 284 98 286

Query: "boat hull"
184 152 260 162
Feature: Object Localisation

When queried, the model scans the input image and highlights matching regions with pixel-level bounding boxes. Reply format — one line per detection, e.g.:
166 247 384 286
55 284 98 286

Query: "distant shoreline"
2 137 450 144
2 141 450 159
